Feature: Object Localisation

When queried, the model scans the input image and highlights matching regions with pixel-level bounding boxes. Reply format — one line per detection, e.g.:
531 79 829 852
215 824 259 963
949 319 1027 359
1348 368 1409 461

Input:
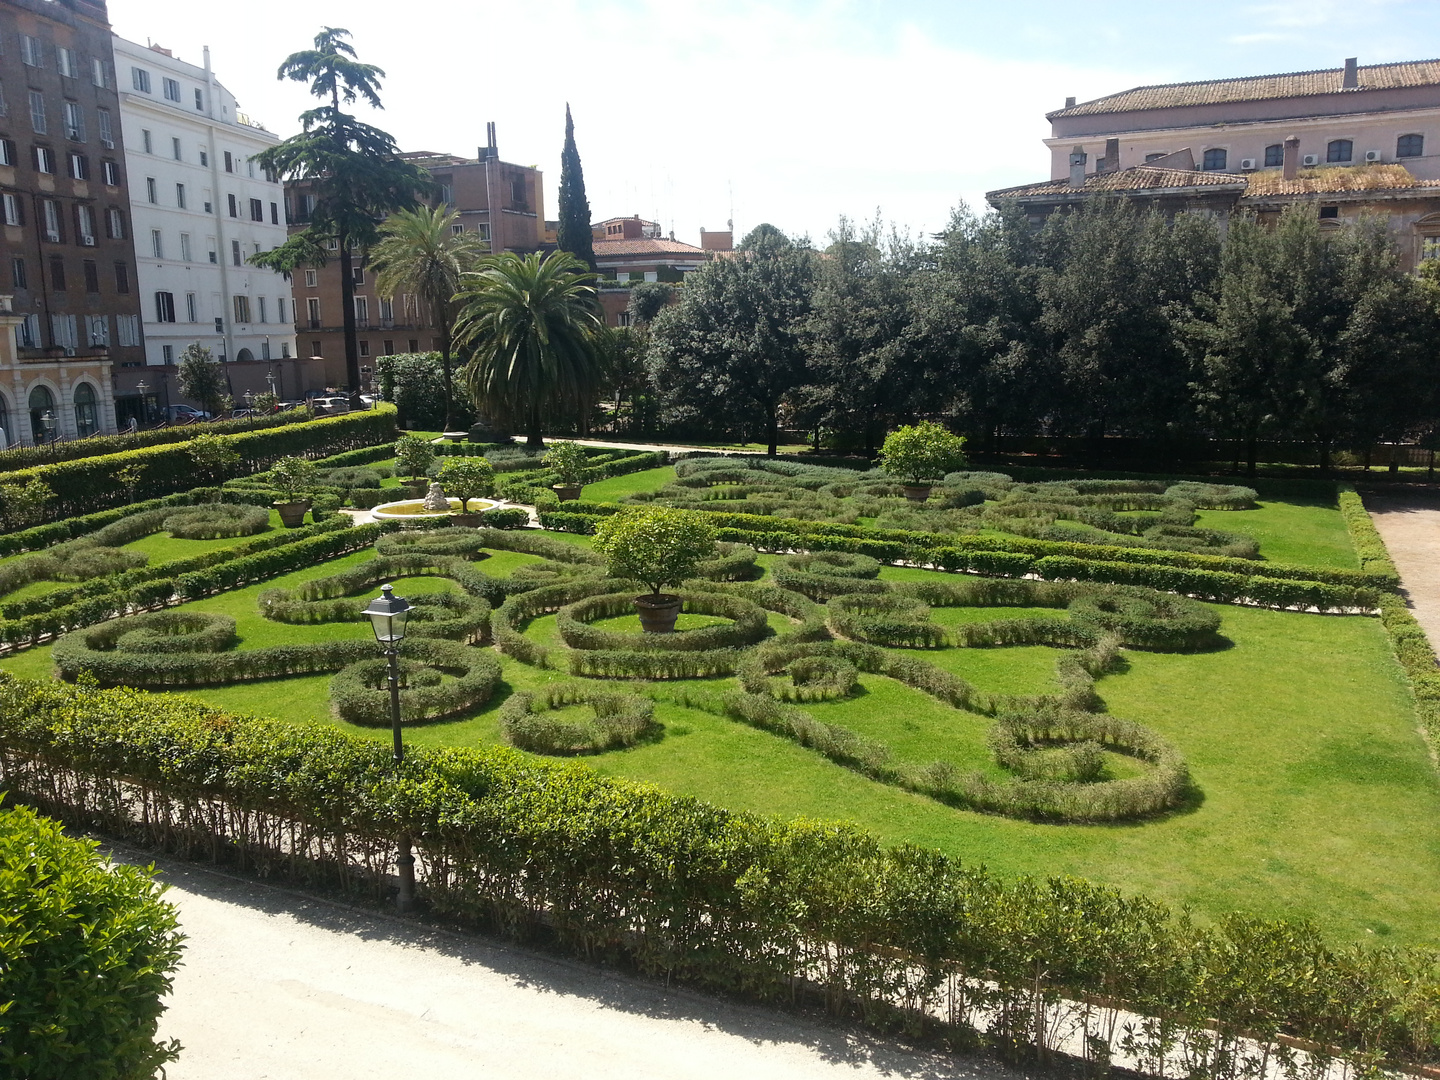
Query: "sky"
109 0 1440 248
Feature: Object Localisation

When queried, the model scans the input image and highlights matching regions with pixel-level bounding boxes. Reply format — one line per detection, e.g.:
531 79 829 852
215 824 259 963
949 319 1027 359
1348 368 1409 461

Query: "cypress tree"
557 104 597 272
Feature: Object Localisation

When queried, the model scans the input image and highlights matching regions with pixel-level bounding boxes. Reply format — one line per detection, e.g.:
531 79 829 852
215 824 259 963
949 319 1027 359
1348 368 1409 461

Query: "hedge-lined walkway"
136 851 1016 1080
1365 492 1440 654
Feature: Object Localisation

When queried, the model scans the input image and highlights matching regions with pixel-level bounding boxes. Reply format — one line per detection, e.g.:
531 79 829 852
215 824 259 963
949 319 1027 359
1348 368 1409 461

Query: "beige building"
0 292 116 444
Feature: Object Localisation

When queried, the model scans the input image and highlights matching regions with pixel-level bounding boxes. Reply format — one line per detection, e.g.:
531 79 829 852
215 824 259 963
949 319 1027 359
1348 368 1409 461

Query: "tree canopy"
557 104 596 272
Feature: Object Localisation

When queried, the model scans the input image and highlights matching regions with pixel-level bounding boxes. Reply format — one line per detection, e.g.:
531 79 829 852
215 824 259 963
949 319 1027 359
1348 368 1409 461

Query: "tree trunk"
526 401 543 450
1318 439 1331 474
438 324 454 433
767 405 779 458
1389 443 1401 475
1363 446 1372 472
339 241 362 410
1429 448 1435 483
1245 430 1258 478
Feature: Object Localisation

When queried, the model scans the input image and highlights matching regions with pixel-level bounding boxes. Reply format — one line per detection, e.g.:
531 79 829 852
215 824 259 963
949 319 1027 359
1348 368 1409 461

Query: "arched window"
28 384 55 444
0 394 10 448
1327 139 1353 163
235 347 254 362
1264 143 1284 167
73 382 98 437
1202 148 1228 171
1398 133 1424 159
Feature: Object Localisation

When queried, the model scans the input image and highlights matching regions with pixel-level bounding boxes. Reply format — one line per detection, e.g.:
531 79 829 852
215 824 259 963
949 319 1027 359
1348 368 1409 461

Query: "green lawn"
584 466 677 502
6 525 1434 945
1196 499 1357 569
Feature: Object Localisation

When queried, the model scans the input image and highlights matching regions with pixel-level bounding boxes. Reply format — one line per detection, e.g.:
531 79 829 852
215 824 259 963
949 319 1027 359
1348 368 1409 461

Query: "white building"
113 36 295 387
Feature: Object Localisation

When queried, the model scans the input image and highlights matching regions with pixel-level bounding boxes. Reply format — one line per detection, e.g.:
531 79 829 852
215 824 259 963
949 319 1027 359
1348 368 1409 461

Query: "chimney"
1343 57 1358 89
1099 137 1120 175
1068 146 1088 188
1065 95 1076 108
1282 135 1301 180
479 122 498 161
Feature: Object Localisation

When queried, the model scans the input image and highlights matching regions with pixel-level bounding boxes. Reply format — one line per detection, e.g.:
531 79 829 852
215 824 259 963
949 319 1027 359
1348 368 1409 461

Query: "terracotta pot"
451 512 485 528
634 593 682 634
552 483 583 502
901 483 933 504
274 499 310 528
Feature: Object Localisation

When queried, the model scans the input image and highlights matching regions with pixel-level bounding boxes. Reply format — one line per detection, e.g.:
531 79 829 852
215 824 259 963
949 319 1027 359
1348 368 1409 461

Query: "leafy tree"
542 440 589 485
593 326 652 434
186 432 240 490
648 224 816 456
269 455 317 503
627 282 673 326
557 104 596 272
394 433 435 479
452 251 603 448
879 421 967 485
376 352 477 432
0 478 53 530
592 506 717 596
436 456 495 511
176 344 227 418
369 206 484 431
249 28 429 407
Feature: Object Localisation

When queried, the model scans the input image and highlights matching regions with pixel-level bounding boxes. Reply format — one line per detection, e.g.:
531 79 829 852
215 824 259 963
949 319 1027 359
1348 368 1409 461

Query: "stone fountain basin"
371 497 499 520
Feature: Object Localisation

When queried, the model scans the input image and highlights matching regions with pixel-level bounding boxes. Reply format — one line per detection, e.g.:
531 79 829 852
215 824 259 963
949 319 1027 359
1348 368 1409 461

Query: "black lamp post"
244 390 255 428
362 583 415 911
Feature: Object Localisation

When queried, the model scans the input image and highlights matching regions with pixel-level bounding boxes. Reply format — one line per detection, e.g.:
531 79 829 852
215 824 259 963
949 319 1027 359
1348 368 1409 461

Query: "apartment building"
113 35 294 414
590 216 729 327
0 0 144 444
289 124 543 390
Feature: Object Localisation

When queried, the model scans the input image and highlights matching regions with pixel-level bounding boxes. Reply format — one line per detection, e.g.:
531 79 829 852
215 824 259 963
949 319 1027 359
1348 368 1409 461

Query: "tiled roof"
1051 59 1440 118
988 166 1249 201
1243 163 1440 195
592 238 708 257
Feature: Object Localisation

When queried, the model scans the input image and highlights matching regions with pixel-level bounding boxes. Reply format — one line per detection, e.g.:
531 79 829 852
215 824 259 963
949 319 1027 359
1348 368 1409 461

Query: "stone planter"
274 499 311 528
902 483 933 504
442 431 468 442
552 483 583 502
451 512 485 528
634 593 682 634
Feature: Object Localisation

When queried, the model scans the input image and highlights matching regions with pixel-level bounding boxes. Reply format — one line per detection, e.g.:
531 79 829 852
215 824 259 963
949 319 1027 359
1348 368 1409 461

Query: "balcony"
16 345 111 364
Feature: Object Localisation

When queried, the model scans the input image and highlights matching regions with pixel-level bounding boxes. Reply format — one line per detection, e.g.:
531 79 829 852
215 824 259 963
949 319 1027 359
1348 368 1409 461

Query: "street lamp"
361 583 415 912
243 390 255 428
136 380 149 427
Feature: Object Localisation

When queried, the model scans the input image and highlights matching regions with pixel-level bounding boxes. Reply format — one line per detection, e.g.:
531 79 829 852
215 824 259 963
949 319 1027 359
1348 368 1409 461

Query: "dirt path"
1364 493 1440 652
130 851 1027 1080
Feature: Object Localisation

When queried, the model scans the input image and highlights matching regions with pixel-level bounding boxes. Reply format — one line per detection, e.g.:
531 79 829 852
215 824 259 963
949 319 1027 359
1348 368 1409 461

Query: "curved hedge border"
557 590 770 653
329 639 501 725
498 682 655 754
162 503 271 539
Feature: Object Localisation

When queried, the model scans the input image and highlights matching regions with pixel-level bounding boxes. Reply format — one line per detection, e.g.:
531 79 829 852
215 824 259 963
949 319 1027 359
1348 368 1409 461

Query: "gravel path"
129 851 1031 1080
1364 492 1440 651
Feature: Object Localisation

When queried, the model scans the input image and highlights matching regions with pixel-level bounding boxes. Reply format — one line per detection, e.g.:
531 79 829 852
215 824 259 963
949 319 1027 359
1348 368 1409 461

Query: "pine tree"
557 104 596 272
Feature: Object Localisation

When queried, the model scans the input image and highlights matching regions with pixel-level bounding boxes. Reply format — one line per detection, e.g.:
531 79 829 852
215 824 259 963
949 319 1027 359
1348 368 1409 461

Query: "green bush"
556 590 770 653
1338 485 1398 578
0 801 183 1080
542 441 590 486
329 640 501 725
436 457 496 511
878 421 968 485
394 434 436 480
161 503 270 539
498 683 655 754
592 506 718 596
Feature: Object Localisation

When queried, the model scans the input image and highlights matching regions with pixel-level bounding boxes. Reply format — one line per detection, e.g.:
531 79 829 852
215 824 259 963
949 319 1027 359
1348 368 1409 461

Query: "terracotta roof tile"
592 238 708 256
988 165 1249 201
1243 163 1440 195
1051 59 1440 118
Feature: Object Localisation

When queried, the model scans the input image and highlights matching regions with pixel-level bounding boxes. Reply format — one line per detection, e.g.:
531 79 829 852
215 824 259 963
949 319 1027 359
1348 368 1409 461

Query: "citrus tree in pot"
593 506 717 632
269 455 317 527
543 440 589 501
878 421 967 502
394 434 435 497
437 456 496 527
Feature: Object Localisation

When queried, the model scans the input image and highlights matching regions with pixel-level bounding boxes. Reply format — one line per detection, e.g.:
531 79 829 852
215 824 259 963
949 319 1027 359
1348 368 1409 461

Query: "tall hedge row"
4 407 396 520
2 677 1437 1077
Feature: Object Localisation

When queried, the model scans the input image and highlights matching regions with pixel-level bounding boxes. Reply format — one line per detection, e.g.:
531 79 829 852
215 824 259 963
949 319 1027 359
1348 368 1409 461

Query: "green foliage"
499 683 655 754
0 801 183 1079
542 440 589 485
436 456 495 511
0 477 55 531
175 343 227 417
376 353 476 432
329 640 500 724
557 590 770 652
1337 485 1398 578
556 105 596 272
879 421 968 485
268 456 317 502
592 506 718 594
393 434 435 479
162 503 270 539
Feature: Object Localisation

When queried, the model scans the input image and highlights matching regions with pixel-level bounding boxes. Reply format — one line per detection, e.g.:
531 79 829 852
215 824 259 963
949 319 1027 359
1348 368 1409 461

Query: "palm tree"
369 206 484 431
452 251 602 448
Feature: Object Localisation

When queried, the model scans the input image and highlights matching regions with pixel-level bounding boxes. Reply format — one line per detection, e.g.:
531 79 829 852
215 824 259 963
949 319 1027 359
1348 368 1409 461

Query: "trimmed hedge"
161 502 270 539
0 801 183 1080
557 590 770 653
329 640 501 725
1338 485 1399 579
498 682 655 754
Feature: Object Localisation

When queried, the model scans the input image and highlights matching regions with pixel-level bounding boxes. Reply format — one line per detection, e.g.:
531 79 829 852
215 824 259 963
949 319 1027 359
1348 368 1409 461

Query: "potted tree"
593 507 717 633
543 440 589 501
437 456 496 527
394 434 435 498
269 455 317 527
878 421 967 503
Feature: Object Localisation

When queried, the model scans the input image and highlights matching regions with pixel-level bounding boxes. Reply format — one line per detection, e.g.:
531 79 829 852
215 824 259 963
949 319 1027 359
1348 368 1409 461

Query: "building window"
1265 143 1287 167
132 67 151 94
175 182 187 210
383 340 394 355
151 229 164 259
98 159 118 187
249 197 263 222
142 129 152 154
476 223 491 243
20 36 43 68
261 340 271 360
354 296 368 324
0 140 13 167
352 267 365 286
50 314 76 355
29 92 46 134
231 239 241 266
49 257 65 291
304 269 317 287
439 183 452 204
146 177 157 203
1202 148 1227 171
62 102 84 141
1327 139 1353 163
1398 134 1424 159
511 177 526 206
33 146 55 174
68 152 87 179
618 311 631 327
0 80 7 120
11 256 25 289
270 201 279 225
76 205 94 244
408 339 418 352
233 295 250 323
57 46 77 79
155 291 176 322
18 313 39 348
162 344 173 363
451 223 465 235
170 136 181 161
179 233 191 262
30 385 56 440
73 383 97 436
85 314 108 346
258 296 268 323
281 340 291 358
227 193 237 217
42 200 60 242
199 148 207 167
379 296 393 322
223 151 233 173
97 108 113 148
3 193 21 227
359 340 370 357
1319 205 1340 219
277 297 286 323
207 241 216 263
186 292 197 322
114 261 129 293
83 259 98 293
92 57 109 89
194 88 204 111
214 317 223 334
307 297 320 328
117 314 139 346
163 77 181 102
106 207 124 239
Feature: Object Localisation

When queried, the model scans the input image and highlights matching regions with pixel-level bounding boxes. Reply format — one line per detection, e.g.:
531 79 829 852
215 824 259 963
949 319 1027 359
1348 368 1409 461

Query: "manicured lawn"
5 528 1435 946
1196 499 1357 569
584 466 676 502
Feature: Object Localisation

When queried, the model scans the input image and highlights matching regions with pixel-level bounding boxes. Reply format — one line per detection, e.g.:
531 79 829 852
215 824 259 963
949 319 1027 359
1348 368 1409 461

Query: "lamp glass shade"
362 584 411 644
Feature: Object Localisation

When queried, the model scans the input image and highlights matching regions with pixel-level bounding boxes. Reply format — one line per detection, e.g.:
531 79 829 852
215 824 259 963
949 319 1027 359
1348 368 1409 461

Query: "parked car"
166 404 211 422
311 396 351 415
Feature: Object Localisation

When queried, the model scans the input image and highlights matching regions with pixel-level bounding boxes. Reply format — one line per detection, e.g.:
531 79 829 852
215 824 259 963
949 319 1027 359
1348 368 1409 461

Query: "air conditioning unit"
1302 154 1320 166
45 231 59 243
1364 149 1381 163
1240 158 1257 170
81 235 95 246
100 138 113 149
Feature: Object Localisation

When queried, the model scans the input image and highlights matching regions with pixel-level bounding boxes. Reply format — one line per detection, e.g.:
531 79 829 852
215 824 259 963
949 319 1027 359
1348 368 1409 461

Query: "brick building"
0 0 144 443
287 124 543 392
590 216 730 327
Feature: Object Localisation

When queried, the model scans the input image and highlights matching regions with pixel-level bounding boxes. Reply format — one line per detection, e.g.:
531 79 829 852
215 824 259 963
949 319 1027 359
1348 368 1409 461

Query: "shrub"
329 640 501 724
186 432 241 487
395 434 435 480
542 441 590 486
437 457 496 511
0 801 183 1080
269 456 317 503
0 478 55 531
498 683 655 754
878 421 968 485
592 506 718 596
162 502 270 539
557 590 770 653
1338 485 1399 578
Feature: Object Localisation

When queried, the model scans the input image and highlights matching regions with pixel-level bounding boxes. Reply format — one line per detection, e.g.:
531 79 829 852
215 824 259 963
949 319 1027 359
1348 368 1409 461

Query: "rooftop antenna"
728 180 734 237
